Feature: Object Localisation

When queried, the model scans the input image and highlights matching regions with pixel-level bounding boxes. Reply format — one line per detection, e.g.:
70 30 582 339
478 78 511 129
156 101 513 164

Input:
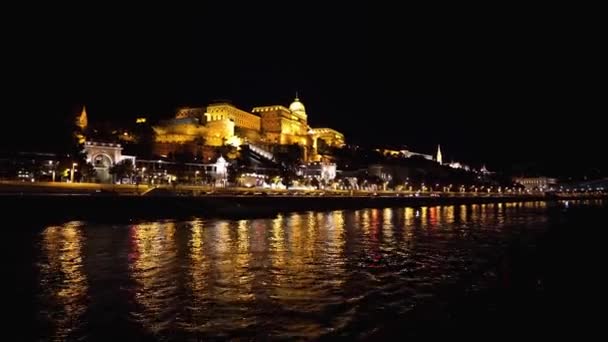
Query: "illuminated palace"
153 95 345 161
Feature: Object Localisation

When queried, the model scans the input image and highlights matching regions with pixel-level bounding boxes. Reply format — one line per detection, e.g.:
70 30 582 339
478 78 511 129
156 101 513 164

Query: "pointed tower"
76 106 88 130
436 144 443 164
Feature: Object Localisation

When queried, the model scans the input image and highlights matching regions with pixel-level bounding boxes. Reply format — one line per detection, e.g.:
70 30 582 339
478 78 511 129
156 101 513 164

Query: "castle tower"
436 144 443 164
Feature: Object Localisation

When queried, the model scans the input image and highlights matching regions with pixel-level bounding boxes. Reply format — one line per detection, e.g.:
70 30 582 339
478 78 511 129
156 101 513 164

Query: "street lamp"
70 163 77 183
49 160 56 182
195 170 200 184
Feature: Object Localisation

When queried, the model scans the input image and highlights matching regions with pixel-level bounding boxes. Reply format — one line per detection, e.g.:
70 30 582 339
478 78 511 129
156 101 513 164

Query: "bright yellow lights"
136 117 147 123
225 135 242 147
41 222 87 339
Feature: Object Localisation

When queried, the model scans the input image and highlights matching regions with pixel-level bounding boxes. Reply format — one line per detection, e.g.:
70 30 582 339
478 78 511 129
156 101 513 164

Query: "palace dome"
289 97 306 115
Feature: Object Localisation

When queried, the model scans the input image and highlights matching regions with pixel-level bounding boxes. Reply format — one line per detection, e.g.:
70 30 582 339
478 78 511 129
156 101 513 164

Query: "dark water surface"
10 200 606 340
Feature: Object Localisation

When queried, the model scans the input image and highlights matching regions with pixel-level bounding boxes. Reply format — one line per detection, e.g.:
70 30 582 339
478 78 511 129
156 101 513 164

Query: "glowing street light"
49 160 56 182
70 163 77 183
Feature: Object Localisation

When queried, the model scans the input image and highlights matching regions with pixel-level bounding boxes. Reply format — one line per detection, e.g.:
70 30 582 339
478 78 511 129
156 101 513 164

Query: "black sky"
3 4 606 176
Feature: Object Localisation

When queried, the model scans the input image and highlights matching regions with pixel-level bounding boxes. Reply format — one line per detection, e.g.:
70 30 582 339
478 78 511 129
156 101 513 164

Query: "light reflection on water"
38 221 88 341
33 200 601 340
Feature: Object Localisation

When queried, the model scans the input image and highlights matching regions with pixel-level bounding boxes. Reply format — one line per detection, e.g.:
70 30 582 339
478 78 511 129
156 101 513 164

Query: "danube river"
11 200 605 340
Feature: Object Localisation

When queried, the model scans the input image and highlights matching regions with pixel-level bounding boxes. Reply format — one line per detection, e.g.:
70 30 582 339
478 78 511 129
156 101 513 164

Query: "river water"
11 200 605 340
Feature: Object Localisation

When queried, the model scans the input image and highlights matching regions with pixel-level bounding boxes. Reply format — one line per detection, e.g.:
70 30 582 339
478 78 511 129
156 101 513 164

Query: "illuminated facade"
252 103 308 145
375 147 433 161
175 107 205 121
298 162 337 181
206 103 261 131
513 177 557 190
152 95 345 162
83 141 136 183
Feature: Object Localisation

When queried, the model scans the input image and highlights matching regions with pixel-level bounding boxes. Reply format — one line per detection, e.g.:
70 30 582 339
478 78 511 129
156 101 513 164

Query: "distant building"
374 147 433 161
447 161 471 171
513 177 557 190
368 164 393 182
298 162 337 181
136 156 229 186
0 151 60 181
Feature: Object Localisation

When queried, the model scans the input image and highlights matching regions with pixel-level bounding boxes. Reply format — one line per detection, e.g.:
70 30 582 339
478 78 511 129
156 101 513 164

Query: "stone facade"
206 103 261 131
204 119 235 146
83 141 136 183
253 104 309 146
152 96 344 162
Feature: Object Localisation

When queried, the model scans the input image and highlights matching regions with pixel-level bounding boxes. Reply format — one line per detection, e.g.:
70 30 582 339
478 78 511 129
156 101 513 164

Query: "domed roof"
289 96 306 114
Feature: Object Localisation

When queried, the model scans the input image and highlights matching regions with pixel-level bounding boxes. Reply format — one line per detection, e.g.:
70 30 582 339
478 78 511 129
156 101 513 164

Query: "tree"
225 163 239 186
78 162 97 183
130 123 156 158
218 145 239 160
109 159 135 183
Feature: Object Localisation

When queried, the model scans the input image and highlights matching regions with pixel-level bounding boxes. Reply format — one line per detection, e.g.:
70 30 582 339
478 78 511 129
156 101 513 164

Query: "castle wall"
206 103 260 131
153 142 216 161
175 107 205 121
259 110 283 133
204 119 235 146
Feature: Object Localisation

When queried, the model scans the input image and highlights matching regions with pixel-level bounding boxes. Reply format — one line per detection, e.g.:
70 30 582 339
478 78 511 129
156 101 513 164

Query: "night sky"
3 4 605 177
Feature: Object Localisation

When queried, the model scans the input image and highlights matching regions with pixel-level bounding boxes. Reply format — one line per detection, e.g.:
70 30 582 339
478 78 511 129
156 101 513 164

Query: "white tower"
436 144 443 165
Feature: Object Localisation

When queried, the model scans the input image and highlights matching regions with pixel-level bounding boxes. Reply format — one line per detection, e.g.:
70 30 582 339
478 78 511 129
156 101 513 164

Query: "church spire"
436 144 443 165
76 105 88 130
295 91 299 101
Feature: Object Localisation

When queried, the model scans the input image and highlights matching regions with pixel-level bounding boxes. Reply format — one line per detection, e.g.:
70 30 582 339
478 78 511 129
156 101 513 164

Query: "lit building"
175 107 205 121
252 103 307 145
206 103 261 131
309 128 345 149
447 161 471 171
374 147 433 161
298 162 337 181
152 95 345 162
513 177 558 190
0 152 60 181
368 164 393 182
83 141 136 183
136 156 228 186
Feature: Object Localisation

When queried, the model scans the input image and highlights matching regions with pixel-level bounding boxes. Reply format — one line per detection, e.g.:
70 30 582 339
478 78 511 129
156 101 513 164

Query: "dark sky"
3 4 606 176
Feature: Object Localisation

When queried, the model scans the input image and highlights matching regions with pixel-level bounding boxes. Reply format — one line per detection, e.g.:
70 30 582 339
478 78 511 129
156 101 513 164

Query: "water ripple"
28 200 605 340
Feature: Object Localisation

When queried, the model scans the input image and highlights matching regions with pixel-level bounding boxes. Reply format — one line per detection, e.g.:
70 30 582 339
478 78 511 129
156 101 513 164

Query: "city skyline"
3 4 605 177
